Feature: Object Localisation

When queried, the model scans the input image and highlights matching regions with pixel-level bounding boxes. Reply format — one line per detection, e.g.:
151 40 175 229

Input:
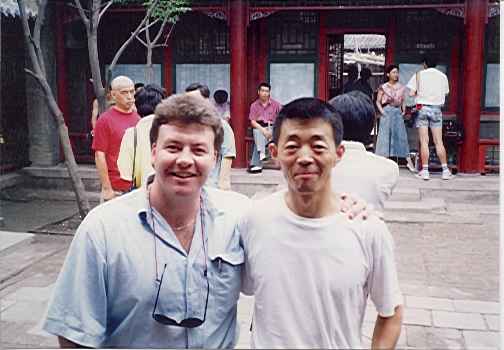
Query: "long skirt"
375 105 411 158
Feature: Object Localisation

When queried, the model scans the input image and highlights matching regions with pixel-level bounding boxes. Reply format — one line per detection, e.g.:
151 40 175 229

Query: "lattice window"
486 17 499 59
326 10 390 29
267 11 318 56
250 0 464 6
395 9 452 59
171 12 230 62
328 35 343 99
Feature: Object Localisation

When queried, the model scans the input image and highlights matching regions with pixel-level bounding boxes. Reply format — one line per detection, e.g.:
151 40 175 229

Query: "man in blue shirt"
41 93 250 348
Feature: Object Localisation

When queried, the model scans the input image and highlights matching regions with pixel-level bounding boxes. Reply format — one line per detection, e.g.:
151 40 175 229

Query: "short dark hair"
185 83 210 99
360 67 372 81
273 98 343 147
134 83 166 118
328 91 375 144
213 90 228 104
348 64 359 80
258 82 271 91
422 50 438 68
150 93 224 153
199 85 210 99
134 82 145 91
185 82 201 93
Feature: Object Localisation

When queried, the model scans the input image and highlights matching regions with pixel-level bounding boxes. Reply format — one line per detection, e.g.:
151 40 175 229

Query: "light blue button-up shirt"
206 119 236 188
41 175 250 348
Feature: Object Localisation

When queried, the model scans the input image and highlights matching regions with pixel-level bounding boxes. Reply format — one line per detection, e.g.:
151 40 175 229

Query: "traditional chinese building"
1 0 500 173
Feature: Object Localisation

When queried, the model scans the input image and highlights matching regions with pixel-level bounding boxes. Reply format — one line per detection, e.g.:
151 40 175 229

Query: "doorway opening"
328 34 386 101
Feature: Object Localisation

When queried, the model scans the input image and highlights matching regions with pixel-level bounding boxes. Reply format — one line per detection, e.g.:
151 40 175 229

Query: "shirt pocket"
209 250 244 318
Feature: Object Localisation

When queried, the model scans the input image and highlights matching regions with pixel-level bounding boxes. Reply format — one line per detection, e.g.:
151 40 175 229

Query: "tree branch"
138 18 160 33
32 0 48 80
106 0 161 87
152 17 168 44
135 35 148 48
98 0 114 24
74 0 89 28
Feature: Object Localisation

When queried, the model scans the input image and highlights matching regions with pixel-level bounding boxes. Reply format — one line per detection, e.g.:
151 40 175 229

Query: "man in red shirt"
92 76 141 202
248 83 282 173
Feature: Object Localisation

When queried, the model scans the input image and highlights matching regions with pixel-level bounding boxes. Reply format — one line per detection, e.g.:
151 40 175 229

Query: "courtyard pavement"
0 168 500 349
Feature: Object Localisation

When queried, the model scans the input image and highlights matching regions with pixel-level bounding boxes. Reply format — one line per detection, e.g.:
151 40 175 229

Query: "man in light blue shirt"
41 93 250 348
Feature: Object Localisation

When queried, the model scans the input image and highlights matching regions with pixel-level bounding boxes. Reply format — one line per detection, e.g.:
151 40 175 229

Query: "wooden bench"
478 139 499 174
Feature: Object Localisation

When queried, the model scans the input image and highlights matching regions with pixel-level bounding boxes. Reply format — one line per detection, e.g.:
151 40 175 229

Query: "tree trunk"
146 46 153 84
18 0 91 218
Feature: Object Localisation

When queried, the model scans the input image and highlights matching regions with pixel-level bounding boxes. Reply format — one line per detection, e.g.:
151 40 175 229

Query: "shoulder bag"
123 127 137 194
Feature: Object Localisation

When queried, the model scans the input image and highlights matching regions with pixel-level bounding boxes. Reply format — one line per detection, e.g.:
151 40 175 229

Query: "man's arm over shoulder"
366 219 403 347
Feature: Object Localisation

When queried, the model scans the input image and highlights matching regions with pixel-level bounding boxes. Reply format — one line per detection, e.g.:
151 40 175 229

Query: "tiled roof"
344 34 386 51
1 0 38 17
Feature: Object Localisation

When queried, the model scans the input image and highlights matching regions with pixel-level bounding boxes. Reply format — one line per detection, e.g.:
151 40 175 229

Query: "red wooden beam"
317 11 326 101
384 10 395 77
230 0 248 168
460 0 486 174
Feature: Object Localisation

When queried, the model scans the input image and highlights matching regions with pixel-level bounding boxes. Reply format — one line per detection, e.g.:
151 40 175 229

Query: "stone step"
383 211 482 225
384 198 446 214
2 187 101 203
389 187 421 202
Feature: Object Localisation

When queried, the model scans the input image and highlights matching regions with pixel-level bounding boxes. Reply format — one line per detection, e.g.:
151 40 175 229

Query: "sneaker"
247 166 262 174
442 171 454 180
407 163 416 172
415 171 429 180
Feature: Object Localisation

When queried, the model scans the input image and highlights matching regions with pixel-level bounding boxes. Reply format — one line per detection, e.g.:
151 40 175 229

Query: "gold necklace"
172 219 196 231
171 197 201 231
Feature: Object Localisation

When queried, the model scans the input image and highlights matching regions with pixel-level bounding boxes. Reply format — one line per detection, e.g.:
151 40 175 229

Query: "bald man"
92 76 141 202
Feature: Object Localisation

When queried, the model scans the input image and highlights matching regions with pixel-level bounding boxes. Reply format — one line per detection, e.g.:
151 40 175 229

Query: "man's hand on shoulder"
340 192 384 221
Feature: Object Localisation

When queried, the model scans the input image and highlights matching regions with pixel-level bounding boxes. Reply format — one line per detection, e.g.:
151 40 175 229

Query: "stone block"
237 294 255 315
1 299 16 312
403 308 431 326
399 283 430 297
405 295 454 311
4 286 53 302
406 325 428 348
0 300 47 323
432 310 486 330
453 299 499 315
463 330 499 349
484 314 499 331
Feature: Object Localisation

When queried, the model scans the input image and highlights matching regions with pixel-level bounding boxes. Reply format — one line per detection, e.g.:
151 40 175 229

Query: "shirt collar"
138 174 224 225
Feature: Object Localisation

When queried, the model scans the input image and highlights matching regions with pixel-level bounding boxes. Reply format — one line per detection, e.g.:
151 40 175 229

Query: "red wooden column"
460 0 486 173
384 11 396 74
317 11 327 101
55 4 69 161
230 0 248 167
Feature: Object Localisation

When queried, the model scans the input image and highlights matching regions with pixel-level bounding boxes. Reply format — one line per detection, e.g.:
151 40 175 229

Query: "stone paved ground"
0 170 500 349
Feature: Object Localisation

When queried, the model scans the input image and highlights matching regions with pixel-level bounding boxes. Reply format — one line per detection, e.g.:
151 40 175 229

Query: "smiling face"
270 117 344 195
151 123 217 200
